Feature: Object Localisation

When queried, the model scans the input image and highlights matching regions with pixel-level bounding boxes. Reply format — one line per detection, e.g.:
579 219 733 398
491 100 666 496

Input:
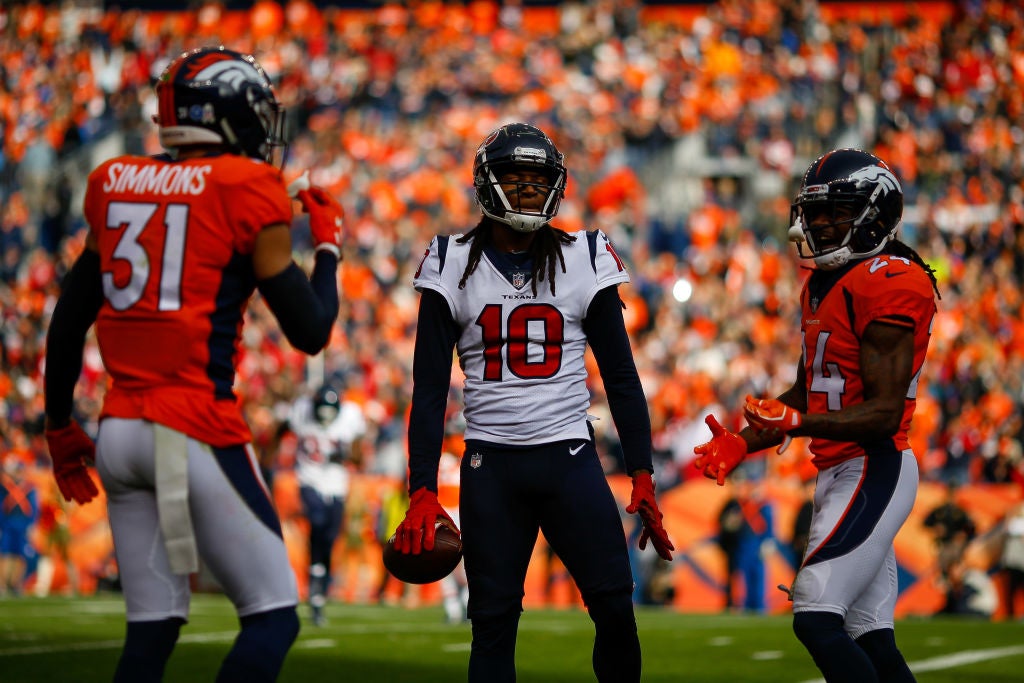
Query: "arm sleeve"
583 285 653 474
407 289 460 494
257 251 339 355
44 249 104 424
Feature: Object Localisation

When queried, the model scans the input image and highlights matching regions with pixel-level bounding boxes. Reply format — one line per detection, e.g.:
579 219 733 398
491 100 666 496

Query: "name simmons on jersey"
102 162 212 196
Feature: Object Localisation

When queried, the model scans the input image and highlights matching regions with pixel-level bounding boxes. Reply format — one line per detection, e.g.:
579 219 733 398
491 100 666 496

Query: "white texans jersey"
291 400 367 499
413 229 629 445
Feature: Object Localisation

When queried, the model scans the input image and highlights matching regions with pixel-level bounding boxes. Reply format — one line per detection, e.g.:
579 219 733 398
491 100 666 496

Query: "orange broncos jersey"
800 254 937 469
83 153 292 447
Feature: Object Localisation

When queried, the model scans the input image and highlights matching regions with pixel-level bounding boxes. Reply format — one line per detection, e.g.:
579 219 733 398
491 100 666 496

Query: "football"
382 523 463 584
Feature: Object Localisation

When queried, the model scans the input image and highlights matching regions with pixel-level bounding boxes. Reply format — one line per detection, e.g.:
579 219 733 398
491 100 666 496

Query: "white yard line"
797 645 1024 683
0 631 239 656
907 645 1024 673
0 622 471 657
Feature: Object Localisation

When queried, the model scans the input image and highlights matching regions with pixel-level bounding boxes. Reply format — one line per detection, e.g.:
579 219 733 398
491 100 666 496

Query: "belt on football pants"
154 424 199 575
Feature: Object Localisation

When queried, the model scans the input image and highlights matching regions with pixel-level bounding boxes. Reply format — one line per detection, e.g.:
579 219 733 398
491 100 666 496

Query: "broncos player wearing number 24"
694 149 940 683
395 122 673 683
43 47 344 682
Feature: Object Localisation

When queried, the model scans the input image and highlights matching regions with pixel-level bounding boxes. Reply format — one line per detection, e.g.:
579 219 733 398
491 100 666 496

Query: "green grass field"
1 595 1022 682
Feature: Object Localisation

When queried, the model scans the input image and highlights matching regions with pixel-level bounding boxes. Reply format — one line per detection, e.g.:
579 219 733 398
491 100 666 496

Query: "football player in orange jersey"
695 149 940 683
43 47 344 683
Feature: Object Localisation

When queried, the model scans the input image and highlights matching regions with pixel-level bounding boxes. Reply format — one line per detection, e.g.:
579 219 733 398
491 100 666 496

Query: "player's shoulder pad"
852 255 934 296
213 155 285 186
413 234 451 284
87 154 135 182
585 228 629 281
435 235 451 274
586 229 601 273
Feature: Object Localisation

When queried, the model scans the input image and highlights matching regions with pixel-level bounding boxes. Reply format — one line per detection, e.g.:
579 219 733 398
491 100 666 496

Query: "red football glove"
693 415 747 486
743 395 802 454
296 186 344 258
625 471 674 561
394 487 458 555
45 422 99 505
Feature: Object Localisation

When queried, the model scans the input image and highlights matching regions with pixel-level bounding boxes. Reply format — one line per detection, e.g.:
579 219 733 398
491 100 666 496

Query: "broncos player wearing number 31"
42 47 345 682
395 122 673 683
694 149 940 683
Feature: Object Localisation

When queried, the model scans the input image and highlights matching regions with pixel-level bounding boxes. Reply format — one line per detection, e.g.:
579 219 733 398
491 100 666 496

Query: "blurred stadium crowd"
2 0 1024 604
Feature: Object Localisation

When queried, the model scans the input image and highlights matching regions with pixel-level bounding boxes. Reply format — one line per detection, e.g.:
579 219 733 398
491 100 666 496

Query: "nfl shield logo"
469 452 483 469
511 272 526 289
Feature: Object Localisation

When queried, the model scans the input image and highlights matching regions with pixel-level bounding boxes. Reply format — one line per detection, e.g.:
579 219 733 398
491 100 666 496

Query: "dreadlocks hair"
885 239 941 299
456 219 577 296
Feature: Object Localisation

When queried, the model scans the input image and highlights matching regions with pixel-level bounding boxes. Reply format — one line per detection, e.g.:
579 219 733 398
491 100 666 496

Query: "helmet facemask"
477 162 564 233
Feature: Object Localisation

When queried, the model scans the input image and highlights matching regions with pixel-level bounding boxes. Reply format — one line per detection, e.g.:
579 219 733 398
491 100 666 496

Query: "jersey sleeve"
852 265 935 336
592 229 631 289
412 236 443 290
412 235 458 312
220 159 293 255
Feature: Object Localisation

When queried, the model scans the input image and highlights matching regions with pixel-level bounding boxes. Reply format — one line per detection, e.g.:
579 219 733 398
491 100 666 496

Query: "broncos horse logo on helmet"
473 123 566 233
789 148 904 270
155 46 286 164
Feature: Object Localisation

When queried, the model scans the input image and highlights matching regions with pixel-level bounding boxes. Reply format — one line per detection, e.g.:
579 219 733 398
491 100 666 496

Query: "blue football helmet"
312 385 341 426
155 46 286 163
473 123 566 233
789 148 903 270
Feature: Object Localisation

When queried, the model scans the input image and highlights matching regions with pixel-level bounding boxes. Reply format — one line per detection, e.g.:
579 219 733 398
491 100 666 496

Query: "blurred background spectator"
999 502 1024 619
923 483 976 585
716 471 774 613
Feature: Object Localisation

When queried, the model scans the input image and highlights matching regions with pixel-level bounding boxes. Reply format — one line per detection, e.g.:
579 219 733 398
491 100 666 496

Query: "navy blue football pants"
460 438 640 682
299 486 344 600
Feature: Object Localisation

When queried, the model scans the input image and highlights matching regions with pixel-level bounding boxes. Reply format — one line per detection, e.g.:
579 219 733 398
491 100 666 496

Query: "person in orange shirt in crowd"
42 47 343 682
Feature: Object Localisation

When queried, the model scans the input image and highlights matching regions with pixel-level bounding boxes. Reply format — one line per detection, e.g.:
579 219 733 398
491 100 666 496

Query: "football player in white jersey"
393 122 673 683
286 384 366 626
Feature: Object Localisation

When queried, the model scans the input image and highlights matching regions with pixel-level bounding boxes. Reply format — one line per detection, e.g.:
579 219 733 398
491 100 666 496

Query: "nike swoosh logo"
884 271 908 278
569 443 586 455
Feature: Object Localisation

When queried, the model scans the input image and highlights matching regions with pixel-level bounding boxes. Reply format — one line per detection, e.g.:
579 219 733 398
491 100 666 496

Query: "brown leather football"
382 524 463 584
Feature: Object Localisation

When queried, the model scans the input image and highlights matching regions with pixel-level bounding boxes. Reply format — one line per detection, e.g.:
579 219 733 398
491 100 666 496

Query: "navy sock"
793 611 878 683
468 608 520 683
114 617 184 683
856 628 916 682
587 591 640 683
216 606 300 683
